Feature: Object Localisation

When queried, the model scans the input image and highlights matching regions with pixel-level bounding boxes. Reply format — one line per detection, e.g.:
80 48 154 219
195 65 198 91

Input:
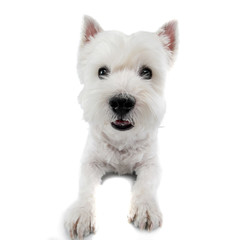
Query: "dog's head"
78 16 178 137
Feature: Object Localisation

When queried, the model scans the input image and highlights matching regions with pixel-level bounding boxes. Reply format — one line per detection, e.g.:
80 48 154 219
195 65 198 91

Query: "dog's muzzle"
109 94 136 131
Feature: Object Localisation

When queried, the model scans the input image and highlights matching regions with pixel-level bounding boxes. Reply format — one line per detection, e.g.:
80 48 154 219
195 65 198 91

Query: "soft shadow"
101 172 137 185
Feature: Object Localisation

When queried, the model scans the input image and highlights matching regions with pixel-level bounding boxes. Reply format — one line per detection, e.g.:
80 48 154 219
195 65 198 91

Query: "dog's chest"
100 140 149 174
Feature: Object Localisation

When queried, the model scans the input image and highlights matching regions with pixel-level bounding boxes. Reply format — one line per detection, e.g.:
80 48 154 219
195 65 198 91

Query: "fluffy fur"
64 15 178 240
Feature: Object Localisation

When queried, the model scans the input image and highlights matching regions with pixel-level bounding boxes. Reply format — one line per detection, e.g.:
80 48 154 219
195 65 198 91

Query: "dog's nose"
109 94 136 116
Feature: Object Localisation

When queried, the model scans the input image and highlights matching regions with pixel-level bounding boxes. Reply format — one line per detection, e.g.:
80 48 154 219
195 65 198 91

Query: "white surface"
0 0 240 240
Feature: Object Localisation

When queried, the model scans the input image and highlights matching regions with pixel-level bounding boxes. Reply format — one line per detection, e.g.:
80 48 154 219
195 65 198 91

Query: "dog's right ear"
81 15 103 46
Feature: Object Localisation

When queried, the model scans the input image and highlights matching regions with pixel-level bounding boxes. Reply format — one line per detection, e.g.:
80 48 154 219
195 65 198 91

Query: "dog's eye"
139 66 152 80
98 67 110 79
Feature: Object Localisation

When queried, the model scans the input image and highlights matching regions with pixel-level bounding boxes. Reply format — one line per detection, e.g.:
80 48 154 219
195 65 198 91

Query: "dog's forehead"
103 30 158 46
91 31 163 69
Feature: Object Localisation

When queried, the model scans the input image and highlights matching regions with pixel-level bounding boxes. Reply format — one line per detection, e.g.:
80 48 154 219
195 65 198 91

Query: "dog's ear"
81 15 103 46
157 20 178 65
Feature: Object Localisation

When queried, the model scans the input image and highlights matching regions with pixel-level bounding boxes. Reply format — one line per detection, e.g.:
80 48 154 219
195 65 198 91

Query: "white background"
0 0 240 240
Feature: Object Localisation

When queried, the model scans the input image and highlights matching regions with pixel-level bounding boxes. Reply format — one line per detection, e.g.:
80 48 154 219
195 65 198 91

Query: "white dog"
64 15 178 239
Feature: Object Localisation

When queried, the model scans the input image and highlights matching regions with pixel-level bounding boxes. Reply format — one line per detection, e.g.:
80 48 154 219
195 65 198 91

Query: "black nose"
109 94 136 117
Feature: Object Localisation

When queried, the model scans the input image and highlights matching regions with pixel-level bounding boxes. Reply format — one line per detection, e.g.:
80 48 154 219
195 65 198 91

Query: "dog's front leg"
64 161 105 240
129 160 162 231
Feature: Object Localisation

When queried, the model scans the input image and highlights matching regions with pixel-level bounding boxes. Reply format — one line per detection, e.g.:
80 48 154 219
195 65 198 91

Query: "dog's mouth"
111 119 134 131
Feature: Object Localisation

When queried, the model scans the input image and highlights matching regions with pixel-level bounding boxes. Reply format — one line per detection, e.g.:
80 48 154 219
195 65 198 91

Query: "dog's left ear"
157 21 178 65
81 15 103 46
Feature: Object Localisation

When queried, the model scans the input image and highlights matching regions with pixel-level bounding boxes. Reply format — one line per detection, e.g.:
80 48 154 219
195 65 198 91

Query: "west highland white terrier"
64 15 178 239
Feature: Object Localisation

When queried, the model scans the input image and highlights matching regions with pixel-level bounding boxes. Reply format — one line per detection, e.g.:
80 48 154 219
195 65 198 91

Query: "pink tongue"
115 120 130 126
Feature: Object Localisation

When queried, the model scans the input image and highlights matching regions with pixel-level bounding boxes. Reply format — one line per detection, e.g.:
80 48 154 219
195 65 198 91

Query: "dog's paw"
64 201 95 240
128 198 162 231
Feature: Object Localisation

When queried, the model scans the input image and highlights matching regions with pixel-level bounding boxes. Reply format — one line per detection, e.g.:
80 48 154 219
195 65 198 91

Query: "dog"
64 15 178 239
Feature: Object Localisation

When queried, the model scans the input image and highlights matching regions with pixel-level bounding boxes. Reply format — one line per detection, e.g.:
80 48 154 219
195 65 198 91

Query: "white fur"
64 16 178 239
